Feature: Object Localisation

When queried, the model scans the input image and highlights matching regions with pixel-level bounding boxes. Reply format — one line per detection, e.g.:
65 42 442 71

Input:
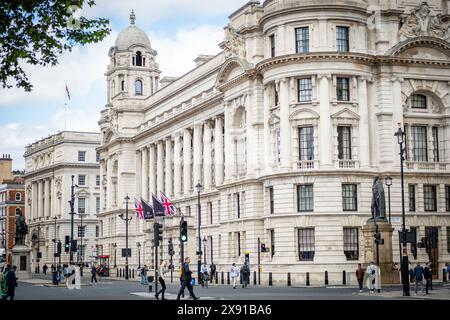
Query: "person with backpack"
414 262 425 295
140 265 148 285
176 257 199 300
241 262 250 288
2 265 18 300
230 263 239 289
200 263 209 288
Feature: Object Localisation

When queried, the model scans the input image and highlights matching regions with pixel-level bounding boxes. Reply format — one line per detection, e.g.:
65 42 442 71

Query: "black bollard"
215 273 218 284
116 269 118 277
269 272 273 286
343 270 346 285
306 272 310 286
221 271 224 285
119 269 122 278
287 272 291 286
325 271 329 286
227 272 230 285
254 271 257 285
444 269 447 282
132 269 135 279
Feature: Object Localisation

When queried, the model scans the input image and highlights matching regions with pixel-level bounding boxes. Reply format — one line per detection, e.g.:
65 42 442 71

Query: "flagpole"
64 90 67 131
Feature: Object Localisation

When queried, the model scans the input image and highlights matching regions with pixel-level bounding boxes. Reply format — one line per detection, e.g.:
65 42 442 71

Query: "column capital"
212 114 224 122
390 76 404 83
317 73 332 80
172 130 184 139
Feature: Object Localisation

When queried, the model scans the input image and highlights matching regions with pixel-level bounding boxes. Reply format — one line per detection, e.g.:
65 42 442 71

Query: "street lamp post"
195 182 203 283
395 125 410 296
202 237 207 265
119 195 132 280
113 243 117 268
68 175 76 264
53 217 57 266
385 176 392 224
137 242 141 269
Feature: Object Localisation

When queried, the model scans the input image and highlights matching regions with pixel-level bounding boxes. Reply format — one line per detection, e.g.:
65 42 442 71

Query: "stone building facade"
98 0 450 284
23 131 101 270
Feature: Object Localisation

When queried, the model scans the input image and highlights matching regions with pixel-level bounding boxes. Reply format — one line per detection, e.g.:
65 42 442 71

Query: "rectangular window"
337 126 352 160
298 228 315 261
298 78 312 102
409 185 416 212
78 198 86 214
269 34 275 57
410 227 417 259
446 185 450 212
412 126 428 161
295 27 309 53
298 126 314 160
411 94 427 109
336 26 349 52
343 228 359 260
269 187 274 214
447 226 450 254
297 184 314 212
432 126 439 162
209 202 213 224
336 77 350 101
236 193 241 219
78 151 86 162
78 175 86 186
209 236 213 263
342 184 357 211
237 232 241 257
96 153 100 162
96 197 100 214
77 226 85 238
96 225 99 238
96 175 100 186
423 185 437 212
270 229 275 258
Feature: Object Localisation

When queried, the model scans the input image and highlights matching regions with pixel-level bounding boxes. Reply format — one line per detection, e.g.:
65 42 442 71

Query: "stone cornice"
23 162 100 180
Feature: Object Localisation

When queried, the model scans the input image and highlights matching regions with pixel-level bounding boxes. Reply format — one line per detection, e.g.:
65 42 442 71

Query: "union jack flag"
134 197 144 220
160 192 176 216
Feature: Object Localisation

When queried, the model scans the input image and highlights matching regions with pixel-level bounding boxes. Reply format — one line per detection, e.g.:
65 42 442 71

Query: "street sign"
121 248 131 257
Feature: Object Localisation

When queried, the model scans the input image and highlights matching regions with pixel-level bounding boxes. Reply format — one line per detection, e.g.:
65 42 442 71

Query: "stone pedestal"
11 245 32 280
362 220 400 285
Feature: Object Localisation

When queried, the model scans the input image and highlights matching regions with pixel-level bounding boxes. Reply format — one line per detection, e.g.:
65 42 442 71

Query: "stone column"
44 178 50 218
358 77 370 168
173 133 182 197
203 120 213 189
183 128 192 195
214 116 224 186
318 74 332 168
279 78 291 169
149 144 156 197
37 180 43 218
32 182 37 219
141 147 148 200
165 137 173 197
263 84 271 171
100 160 105 211
391 77 404 168
157 141 164 195
193 124 202 186
107 158 113 209
50 177 55 217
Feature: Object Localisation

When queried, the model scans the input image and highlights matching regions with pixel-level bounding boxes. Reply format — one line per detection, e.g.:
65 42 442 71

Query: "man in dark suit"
2 265 18 300
177 257 199 300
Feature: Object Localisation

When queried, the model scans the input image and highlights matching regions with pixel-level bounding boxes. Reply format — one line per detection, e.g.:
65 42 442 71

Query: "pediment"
215 58 254 88
386 37 450 60
289 108 320 121
331 108 360 120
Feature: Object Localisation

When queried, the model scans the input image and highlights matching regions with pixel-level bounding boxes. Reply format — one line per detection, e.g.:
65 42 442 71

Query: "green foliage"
0 0 111 91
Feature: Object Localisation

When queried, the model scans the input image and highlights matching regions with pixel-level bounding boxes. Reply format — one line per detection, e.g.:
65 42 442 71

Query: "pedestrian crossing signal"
180 221 188 242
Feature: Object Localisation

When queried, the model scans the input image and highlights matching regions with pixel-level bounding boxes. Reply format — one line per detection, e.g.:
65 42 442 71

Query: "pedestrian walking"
90 264 98 284
2 265 18 300
155 261 169 300
201 263 209 288
366 261 376 294
356 263 365 293
446 263 450 282
210 262 216 282
176 257 199 300
413 262 425 295
43 264 48 275
409 262 414 283
424 262 432 294
140 265 148 285
240 262 250 288
230 263 239 289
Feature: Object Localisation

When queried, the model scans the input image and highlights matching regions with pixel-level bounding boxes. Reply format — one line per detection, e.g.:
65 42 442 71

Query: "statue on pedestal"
14 212 28 246
371 176 386 221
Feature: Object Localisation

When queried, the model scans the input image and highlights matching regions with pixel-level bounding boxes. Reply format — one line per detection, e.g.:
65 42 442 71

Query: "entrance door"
425 227 439 279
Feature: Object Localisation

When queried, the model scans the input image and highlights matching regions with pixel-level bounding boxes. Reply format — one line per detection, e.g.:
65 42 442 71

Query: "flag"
152 193 165 217
160 192 176 216
65 84 71 100
134 197 144 220
141 198 154 220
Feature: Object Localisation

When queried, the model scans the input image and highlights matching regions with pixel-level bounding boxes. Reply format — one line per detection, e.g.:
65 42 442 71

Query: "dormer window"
135 80 143 95
136 51 143 66
411 94 427 109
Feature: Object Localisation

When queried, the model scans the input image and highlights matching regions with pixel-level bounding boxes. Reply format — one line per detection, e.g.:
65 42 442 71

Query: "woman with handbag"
155 260 169 300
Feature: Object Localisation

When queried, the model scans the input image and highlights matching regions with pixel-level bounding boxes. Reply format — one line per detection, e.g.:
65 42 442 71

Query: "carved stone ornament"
55 176 63 199
220 24 246 59
399 2 449 41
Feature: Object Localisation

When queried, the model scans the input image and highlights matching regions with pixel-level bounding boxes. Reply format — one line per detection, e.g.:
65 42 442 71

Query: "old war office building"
97 0 450 284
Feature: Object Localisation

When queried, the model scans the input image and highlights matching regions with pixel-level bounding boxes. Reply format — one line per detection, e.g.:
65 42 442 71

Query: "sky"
0 0 249 170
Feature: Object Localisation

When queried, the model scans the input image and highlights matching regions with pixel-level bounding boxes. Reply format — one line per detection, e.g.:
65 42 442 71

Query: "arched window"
135 80 143 95
121 80 125 91
136 51 143 66
15 192 21 201
411 94 427 109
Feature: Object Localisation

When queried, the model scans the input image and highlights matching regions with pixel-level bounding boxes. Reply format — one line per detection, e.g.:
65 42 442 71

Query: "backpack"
1 271 8 295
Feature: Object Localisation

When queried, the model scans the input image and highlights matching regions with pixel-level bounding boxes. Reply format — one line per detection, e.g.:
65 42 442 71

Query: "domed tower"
106 10 160 103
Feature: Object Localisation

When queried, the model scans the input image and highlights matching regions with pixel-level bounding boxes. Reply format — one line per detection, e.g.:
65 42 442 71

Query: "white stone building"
24 131 101 269
98 0 450 284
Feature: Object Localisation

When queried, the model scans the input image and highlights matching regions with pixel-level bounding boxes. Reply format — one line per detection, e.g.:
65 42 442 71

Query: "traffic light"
374 232 384 245
57 241 62 255
180 221 188 243
64 236 70 253
71 240 77 252
154 222 163 247
168 239 174 256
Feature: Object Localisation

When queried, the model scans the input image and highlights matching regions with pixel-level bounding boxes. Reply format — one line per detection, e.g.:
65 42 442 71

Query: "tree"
0 0 110 91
